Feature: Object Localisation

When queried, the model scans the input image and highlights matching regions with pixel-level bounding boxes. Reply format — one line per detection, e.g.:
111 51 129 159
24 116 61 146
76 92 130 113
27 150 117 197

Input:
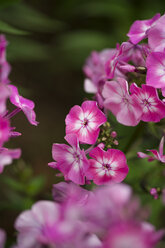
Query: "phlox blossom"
0 229 6 248
146 52 165 96
0 116 10 147
9 85 38 126
0 147 21 173
127 13 160 44
86 146 129 185
49 134 89 185
65 101 106 144
130 83 165 122
102 77 142 126
103 221 164 248
138 136 165 163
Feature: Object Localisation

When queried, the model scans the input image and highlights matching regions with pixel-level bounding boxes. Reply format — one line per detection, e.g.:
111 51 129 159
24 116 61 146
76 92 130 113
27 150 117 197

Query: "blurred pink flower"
0 229 6 248
0 147 21 173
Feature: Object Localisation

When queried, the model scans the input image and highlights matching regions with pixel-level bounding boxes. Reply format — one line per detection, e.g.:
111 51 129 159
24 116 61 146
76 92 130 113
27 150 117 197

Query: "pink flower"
86 147 129 185
103 221 164 248
49 134 89 185
0 117 10 148
15 200 81 248
0 35 11 84
83 49 117 93
130 83 165 122
52 182 92 206
137 136 165 163
148 14 165 52
102 77 142 126
127 13 160 44
0 229 6 248
65 101 106 144
146 52 165 96
9 85 38 126
0 147 21 173
0 83 10 115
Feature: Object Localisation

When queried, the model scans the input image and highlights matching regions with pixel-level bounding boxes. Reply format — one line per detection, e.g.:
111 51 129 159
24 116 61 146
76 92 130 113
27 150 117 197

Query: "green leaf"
0 20 29 35
27 176 45 196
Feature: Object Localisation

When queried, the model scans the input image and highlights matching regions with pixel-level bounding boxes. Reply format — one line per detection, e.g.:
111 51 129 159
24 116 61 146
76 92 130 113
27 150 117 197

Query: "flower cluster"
14 182 164 248
49 100 129 185
84 13 165 126
0 35 38 174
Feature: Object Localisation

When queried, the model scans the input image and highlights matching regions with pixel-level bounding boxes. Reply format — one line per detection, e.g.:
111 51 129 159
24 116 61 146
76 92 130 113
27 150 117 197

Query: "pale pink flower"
102 77 142 126
65 101 106 144
9 85 38 126
15 200 82 248
52 182 92 205
0 229 6 248
148 14 165 52
146 52 165 95
0 147 21 173
137 136 165 163
49 134 89 185
127 13 160 44
83 49 117 93
86 147 129 185
130 83 165 122
103 221 164 248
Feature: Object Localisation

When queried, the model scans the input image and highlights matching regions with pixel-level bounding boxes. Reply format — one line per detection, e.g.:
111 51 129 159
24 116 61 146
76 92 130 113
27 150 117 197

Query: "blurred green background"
0 0 165 245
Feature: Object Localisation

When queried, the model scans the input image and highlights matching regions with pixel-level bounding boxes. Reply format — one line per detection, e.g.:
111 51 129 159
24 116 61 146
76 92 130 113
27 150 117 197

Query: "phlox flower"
137 136 165 163
52 182 92 205
9 85 38 126
103 221 164 248
0 35 11 84
0 147 21 173
130 83 165 122
127 13 160 44
15 200 82 248
0 83 10 115
0 116 10 148
0 229 6 248
65 101 106 144
148 14 165 52
102 77 142 126
146 52 165 96
49 134 89 185
86 146 129 185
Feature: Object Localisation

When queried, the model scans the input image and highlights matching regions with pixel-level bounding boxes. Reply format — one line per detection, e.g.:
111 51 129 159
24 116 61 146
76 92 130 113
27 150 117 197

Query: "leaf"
0 3 65 32
0 20 29 35
26 176 45 196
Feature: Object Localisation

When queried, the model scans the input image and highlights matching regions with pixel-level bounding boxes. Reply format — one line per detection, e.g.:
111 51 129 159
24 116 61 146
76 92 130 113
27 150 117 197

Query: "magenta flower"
52 182 92 205
102 77 142 126
146 52 165 96
65 101 106 144
0 117 10 148
127 13 160 44
137 136 165 163
103 221 164 248
0 83 10 115
0 148 21 173
86 147 129 185
148 14 165 52
0 229 6 248
15 200 81 248
0 35 11 84
49 134 89 185
9 85 38 126
130 83 165 122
